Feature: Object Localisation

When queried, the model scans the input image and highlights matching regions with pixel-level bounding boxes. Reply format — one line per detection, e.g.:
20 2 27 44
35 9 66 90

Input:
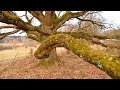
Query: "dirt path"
0 53 112 79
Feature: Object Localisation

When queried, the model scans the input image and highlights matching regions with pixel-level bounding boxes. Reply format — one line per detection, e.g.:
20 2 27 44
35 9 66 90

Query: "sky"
101 11 120 28
1 11 120 36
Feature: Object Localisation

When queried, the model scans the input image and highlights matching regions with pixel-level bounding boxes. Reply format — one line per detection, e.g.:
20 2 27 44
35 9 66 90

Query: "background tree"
1 11 120 78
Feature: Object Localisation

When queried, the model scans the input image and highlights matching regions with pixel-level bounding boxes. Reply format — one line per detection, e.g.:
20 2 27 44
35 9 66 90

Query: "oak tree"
0 11 120 78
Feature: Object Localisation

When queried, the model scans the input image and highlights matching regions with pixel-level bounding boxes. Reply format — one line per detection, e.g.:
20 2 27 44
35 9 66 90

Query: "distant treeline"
0 36 28 43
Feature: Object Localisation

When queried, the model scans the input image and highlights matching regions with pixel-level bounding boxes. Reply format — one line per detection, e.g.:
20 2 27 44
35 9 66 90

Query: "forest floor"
0 47 112 79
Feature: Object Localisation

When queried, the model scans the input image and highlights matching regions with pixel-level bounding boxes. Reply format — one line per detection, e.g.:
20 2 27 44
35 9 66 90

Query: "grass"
0 47 36 61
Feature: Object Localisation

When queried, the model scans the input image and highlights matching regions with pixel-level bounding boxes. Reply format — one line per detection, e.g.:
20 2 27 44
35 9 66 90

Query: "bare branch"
0 25 16 29
81 24 92 30
62 23 75 32
25 11 30 21
54 11 88 31
0 29 20 39
25 11 34 24
53 11 57 18
76 17 104 27
57 11 62 17
77 17 117 31
28 11 45 23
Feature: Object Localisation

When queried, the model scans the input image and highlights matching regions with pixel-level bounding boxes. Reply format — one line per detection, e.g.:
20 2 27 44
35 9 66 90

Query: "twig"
13 51 19 61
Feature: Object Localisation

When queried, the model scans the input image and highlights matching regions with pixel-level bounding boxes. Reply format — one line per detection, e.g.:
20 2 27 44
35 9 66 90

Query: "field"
0 46 37 61
0 45 112 79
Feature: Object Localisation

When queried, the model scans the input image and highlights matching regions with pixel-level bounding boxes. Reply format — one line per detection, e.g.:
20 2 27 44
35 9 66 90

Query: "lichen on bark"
34 33 120 79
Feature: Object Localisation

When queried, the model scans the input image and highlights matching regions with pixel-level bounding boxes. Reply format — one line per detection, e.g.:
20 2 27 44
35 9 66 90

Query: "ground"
0 47 112 79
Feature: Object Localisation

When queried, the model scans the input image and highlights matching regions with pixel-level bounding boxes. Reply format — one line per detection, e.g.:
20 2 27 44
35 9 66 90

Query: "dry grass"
0 48 112 79
0 47 36 61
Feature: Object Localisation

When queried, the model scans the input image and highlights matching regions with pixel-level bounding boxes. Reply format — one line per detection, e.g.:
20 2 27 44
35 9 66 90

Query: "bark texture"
48 48 59 61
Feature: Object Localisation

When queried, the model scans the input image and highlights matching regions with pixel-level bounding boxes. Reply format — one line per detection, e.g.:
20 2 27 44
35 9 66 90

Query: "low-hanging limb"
68 31 120 49
0 29 20 40
34 33 120 79
57 31 120 49
0 11 52 35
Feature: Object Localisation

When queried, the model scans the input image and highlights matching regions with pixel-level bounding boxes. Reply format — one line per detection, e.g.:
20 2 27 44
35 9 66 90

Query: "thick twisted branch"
34 33 120 79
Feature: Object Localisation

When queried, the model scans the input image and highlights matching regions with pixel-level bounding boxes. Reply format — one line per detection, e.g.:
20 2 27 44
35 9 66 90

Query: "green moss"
5 13 21 22
85 50 120 79
54 11 71 24
26 33 39 41
36 58 61 66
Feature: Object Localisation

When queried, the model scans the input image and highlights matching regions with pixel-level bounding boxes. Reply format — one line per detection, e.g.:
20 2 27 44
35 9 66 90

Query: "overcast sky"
101 11 120 27
1 11 120 36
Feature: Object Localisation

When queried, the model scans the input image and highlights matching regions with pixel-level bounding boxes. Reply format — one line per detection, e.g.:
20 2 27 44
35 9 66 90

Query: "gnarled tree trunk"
48 48 59 61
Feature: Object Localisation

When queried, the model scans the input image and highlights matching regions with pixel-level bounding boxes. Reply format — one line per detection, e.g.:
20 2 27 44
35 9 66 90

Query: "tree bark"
48 48 59 61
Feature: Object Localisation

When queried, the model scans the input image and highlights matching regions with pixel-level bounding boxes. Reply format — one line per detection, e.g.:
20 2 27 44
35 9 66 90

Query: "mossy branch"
26 33 39 42
56 31 120 49
26 31 47 42
34 33 120 79
0 11 52 35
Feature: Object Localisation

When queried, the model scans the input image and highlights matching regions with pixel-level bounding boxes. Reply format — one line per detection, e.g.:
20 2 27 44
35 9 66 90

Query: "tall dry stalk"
29 48 34 62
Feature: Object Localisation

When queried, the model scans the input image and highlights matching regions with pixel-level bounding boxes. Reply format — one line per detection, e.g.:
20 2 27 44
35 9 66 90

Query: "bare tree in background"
0 11 120 78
